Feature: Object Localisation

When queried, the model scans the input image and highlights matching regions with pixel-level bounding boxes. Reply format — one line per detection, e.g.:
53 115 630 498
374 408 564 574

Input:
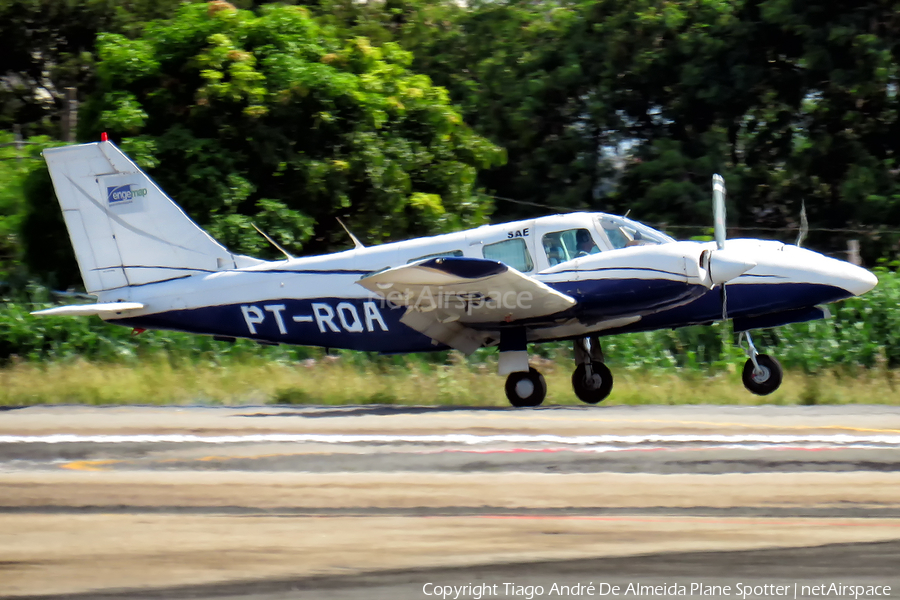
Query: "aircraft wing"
357 257 575 354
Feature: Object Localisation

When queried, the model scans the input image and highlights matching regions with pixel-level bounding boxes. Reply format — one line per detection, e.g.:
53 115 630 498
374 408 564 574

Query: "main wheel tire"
741 354 783 395
505 367 547 408
572 363 613 404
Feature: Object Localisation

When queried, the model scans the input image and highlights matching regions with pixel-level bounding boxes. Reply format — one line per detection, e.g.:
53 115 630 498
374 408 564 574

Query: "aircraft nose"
750 244 879 299
839 263 878 296
807 248 878 297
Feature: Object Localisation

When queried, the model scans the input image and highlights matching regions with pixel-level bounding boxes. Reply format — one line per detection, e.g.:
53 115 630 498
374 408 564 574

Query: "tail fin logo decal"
107 184 148 205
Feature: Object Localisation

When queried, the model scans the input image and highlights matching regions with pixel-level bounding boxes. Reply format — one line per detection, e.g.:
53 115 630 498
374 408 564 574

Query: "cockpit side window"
604 226 630 250
542 229 598 266
599 217 672 249
483 238 534 272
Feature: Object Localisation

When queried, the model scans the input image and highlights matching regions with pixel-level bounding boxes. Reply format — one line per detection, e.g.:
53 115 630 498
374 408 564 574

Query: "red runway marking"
426 447 665 454
418 445 854 455
475 515 900 527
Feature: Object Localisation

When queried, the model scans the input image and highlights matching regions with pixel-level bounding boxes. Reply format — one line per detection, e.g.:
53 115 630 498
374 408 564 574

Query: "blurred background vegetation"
2 0 900 391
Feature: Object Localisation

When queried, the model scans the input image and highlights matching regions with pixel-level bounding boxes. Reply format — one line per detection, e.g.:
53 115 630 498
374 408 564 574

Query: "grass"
2 354 898 407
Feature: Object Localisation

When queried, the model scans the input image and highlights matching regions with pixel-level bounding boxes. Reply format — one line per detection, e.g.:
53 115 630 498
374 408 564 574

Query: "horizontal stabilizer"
31 302 145 317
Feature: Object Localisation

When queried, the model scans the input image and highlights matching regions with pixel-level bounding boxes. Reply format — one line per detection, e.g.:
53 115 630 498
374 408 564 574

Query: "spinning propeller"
795 200 808 248
707 174 757 321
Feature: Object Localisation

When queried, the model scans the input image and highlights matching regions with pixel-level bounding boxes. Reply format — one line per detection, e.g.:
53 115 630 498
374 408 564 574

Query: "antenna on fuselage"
337 218 365 250
251 223 295 260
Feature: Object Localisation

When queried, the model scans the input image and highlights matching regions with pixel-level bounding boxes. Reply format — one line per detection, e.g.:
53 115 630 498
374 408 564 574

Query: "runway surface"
1 405 899 599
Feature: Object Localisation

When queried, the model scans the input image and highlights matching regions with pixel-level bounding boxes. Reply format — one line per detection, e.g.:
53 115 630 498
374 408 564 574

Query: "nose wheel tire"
741 354 783 395
572 363 613 404
505 368 547 407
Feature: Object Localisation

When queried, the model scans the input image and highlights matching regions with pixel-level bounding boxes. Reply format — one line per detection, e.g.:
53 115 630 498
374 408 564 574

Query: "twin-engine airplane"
34 140 878 406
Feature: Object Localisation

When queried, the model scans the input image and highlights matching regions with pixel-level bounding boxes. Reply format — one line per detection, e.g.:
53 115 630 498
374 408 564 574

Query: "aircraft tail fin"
42 141 262 295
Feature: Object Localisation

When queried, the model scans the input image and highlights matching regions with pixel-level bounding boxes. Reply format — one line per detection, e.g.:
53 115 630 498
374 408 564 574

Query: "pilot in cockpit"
576 230 599 257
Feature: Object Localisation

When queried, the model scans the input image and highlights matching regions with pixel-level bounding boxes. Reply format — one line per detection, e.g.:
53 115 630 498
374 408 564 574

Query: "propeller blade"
712 174 726 251
720 283 728 323
795 200 808 248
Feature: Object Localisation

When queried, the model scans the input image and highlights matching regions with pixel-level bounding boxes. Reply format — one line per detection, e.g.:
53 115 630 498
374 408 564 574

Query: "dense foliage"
317 0 900 259
5 0 900 270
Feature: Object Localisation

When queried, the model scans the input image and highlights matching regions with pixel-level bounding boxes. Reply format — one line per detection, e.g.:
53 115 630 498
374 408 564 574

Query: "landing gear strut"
572 336 613 404
739 332 783 395
505 368 547 407
500 328 546 407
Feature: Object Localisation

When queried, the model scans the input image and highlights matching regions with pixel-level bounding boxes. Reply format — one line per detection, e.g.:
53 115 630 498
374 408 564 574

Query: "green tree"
371 0 900 260
599 0 900 253
0 132 62 286
56 1 502 276
397 0 618 218
0 0 187 137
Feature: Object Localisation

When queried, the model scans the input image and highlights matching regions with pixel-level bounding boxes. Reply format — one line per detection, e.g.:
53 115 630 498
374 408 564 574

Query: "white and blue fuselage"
106 214 874 353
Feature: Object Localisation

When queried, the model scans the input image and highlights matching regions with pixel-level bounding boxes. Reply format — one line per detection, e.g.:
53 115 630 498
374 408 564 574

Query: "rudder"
42 141 260 295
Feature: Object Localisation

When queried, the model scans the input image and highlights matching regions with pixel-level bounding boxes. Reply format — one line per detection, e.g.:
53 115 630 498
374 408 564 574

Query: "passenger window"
542 229 598 266
482 238 534 272
408 250 464 264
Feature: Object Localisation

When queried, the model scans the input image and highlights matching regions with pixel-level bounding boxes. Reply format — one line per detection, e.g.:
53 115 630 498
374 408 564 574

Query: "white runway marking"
2 433 900 448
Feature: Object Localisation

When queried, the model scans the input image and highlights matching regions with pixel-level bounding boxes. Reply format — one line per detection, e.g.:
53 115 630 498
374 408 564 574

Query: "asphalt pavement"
1 405 899 599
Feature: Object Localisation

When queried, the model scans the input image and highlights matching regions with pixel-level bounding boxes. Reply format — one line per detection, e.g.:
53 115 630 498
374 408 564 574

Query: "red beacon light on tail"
100 132 108 142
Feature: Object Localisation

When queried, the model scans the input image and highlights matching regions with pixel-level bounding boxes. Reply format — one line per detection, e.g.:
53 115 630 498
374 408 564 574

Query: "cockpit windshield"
597 216 674 250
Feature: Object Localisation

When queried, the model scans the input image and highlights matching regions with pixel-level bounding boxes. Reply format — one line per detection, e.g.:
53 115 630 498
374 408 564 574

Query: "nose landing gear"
572 336 613 404
739 332 783 395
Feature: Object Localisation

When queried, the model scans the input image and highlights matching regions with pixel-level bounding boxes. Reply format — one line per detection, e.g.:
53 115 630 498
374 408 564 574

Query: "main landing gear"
503 335 614 408
505 368 547 408
739 332 783 395
572 336 613 404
